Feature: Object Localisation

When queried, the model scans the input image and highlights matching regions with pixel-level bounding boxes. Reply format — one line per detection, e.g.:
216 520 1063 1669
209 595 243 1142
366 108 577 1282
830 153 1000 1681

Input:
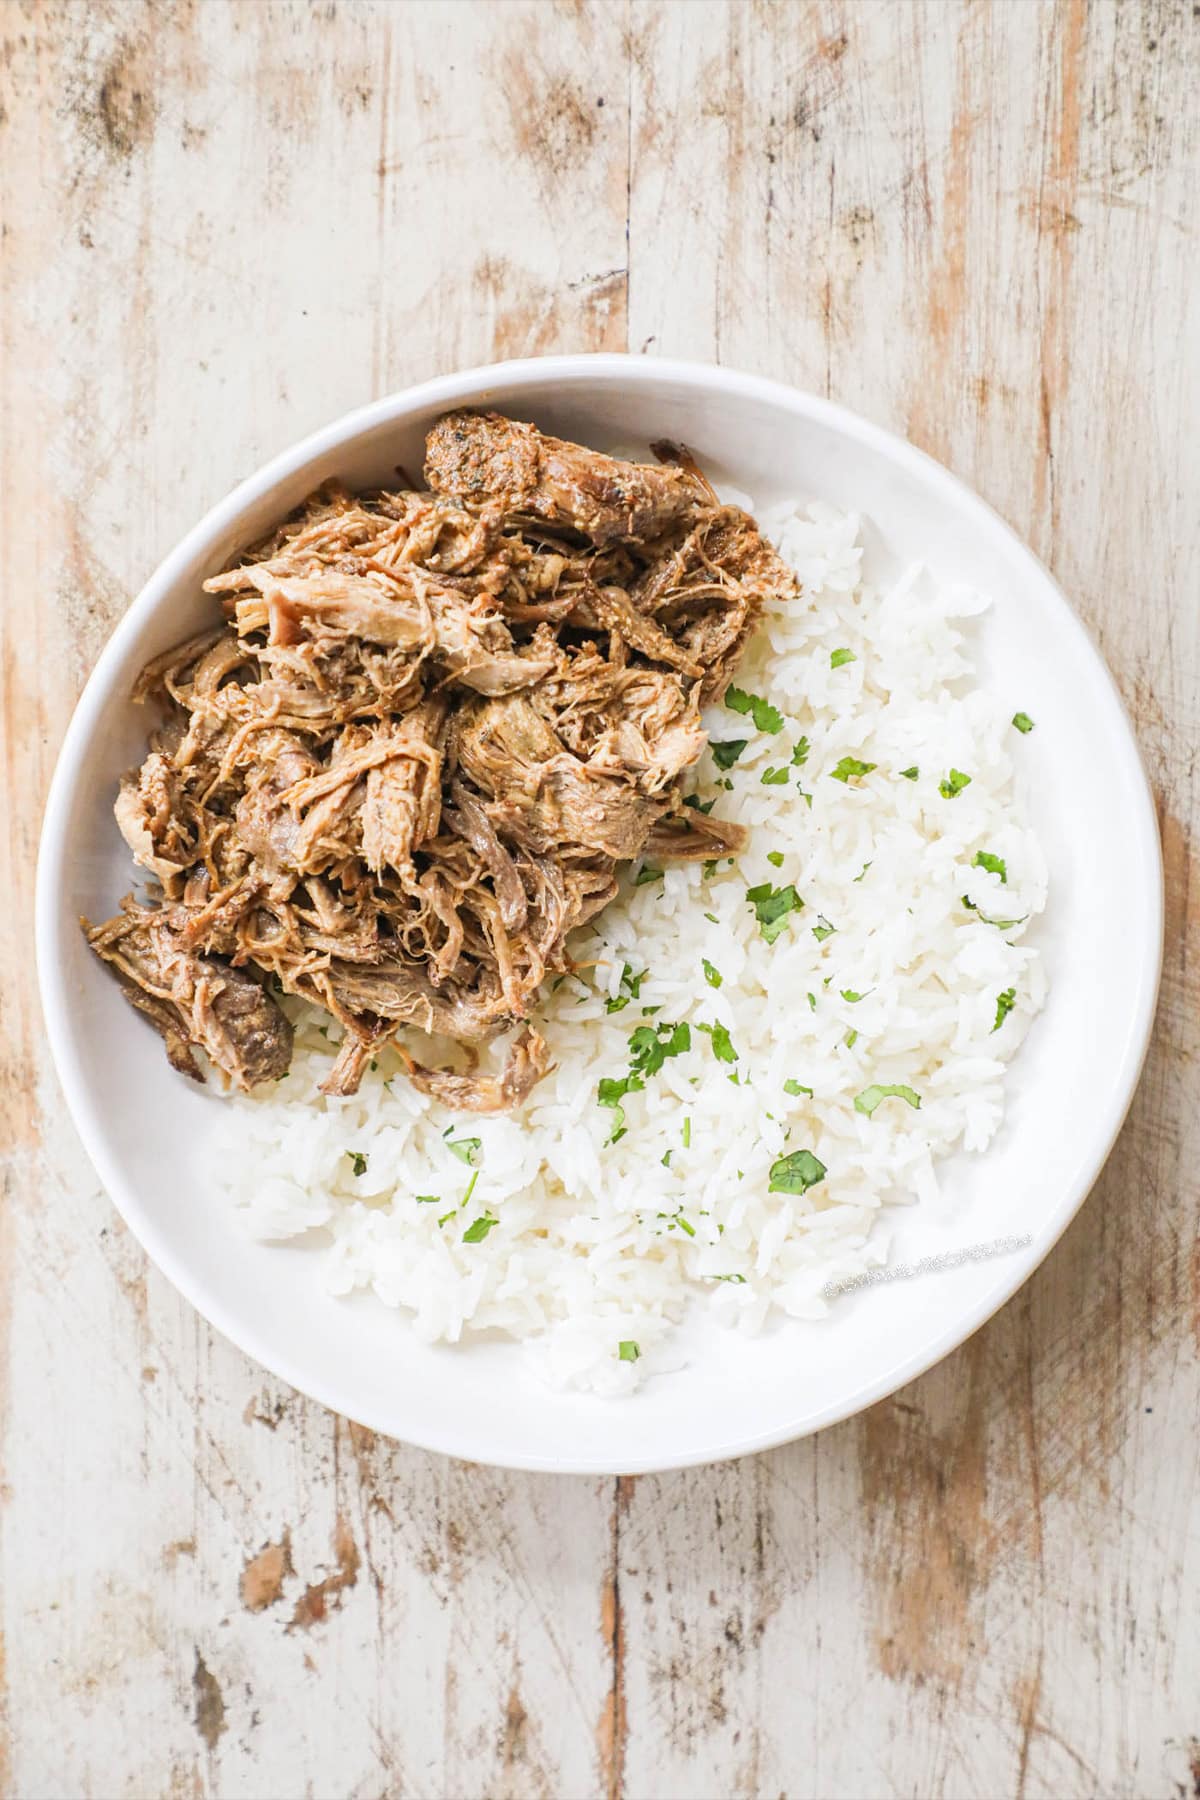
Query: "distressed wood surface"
1 2 1197 1796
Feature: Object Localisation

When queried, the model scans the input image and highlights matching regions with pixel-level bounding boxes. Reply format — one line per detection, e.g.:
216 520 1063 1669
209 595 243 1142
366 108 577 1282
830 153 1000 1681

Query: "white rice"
217 497 1047 1395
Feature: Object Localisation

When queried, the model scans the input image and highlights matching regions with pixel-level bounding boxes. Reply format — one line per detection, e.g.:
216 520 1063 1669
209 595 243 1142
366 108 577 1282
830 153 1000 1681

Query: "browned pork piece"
84 412 798 1108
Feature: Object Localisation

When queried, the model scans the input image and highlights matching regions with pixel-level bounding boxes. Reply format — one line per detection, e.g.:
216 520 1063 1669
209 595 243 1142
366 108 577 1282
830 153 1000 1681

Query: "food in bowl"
82 410 1048 1395
83 412 795 1106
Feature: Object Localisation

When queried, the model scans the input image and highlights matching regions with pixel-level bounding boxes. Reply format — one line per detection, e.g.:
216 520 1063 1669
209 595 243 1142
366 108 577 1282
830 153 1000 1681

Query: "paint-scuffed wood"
1 2 1196 1796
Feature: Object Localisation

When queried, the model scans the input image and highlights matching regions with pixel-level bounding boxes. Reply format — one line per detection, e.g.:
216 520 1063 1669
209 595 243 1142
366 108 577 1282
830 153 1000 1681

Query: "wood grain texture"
1 2 1196 1796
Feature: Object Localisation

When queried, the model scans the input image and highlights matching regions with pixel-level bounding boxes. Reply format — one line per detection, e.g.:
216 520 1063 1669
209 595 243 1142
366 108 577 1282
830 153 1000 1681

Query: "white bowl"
37 356 1162 1473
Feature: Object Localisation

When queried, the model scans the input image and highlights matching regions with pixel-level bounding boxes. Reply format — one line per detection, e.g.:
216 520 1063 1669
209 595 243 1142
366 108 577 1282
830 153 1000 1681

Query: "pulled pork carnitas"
84 411 798 1111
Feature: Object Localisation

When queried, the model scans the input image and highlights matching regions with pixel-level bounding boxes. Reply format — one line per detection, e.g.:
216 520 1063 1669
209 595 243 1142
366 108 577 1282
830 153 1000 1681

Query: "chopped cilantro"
854 862 872 883
844 1028 859 1049
661 1149 672 1167
461 1169 479 1209
447 1136 481 1167
683 793 717 815
629 1020 691 1078
768 1148 827 1195
745 881 804 943
347 1151 368 1177
961 896 1028 930
829 756 877 783
711 739 749 770
416 1194 438 1205
811 915 836 943
724 687 784 733
784 1079 814 1097
713 1273 747 1284
697 1021 738 1063
840 989 865 1003
760 766 789 785
807 992 817 1011
702 958 723 989
792 737 811 766
462 1207 497 1244
682 1117 691 1148
704 911 719 924
437 1210 457 1227
899 766 919 781
939 768 972 798
973 850 1008 883
635 863 664 886
605 962 645 1013
830 647 856 669
767 850 785 868
702 859 720 879
676 1215 696 1237
618 1340 640 1363
854 1084 921 1116
1012 712 1035 734
992 987 1017 1031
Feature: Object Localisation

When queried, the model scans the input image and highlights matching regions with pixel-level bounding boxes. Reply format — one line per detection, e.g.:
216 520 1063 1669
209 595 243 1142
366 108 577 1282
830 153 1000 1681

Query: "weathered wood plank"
1 1 1196 1797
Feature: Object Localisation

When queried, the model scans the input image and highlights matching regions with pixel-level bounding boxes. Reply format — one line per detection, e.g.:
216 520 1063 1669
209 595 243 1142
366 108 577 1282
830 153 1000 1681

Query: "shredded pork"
84 411 797 1107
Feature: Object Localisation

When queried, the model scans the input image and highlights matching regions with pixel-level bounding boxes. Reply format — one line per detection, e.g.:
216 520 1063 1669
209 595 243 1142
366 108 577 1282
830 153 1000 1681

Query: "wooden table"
2 3 1196 1795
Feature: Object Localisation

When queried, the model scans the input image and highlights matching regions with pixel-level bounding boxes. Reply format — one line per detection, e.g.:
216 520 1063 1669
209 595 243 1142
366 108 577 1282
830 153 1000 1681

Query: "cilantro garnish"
811 915 836 942
745 881 803 943
939 768 972 798
1012 712 1035 734
447 1137 481 1167
840 989 865 1003
830 647 856 669
767 850 784 868
682 1117 691 1148
724 687 784 734
768 1149 827 1195
854 1084 921 1116
784 1079 814 1097
683 793 717 815
605 963 645 1013
807 992 817 1011
697 1021 737 1064
760 766 789 785
992 987 1017 1031
973 850 1007 883
844 1028 859 1049
829 756 877 784
702 958 722 989
792 738 810 766
635 864 664 886
854 862 872 883
462 1208 497 1243
347 1151 367 1177
711 739 749 770
618 1340 640 1363
961 896 1028 930
899 766 919 781
416 1194 438 1204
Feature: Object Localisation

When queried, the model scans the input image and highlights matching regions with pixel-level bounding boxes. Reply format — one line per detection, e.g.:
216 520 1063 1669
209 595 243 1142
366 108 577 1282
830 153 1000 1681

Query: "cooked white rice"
217 496 1047 1394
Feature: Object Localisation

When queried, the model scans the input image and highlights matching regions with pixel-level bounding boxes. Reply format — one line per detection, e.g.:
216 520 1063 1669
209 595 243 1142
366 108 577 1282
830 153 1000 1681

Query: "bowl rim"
35 353 1165 1473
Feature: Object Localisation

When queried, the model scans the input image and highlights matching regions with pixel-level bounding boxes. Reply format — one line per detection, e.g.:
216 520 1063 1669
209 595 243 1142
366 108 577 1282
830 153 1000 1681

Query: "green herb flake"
697 1021 738 1064
811 915 836 943
635 863 664 886
461 1169 480 1209
853 861 872 883
973 850 1008 883
437 1210 457 1228
704 911 719 924
713 1273 747 1284
724 687 784 734
830 647 856 669
702 859 720 880
939 768 972 799
899 766 919 781
783 1079 814 1097
1012 712 1035 734
760 766 789 786
766 850 785 868
661 1149 672 1168
416 1194 439 1205
447 1136 481 1167
829 756 877 784
711 738 749 771
347 1151 368 1177
676 1215 696 1237
961 895 1028 930
745 881 804 944
702 958 723 990
844 1028 859 1049
683 793 717 815
840 989 865 1004
682 1117 691 1148
807 992 817 1011
618 1340 640 1363
768 1148 827 1195
854 1084 921 1117
462 1207 497 1244
992 987 1017 1032
792 737 811 767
